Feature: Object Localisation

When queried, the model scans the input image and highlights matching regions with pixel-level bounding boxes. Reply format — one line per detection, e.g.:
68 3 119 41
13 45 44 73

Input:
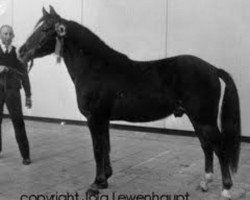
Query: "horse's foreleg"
88 119 110 190
104 129 112 179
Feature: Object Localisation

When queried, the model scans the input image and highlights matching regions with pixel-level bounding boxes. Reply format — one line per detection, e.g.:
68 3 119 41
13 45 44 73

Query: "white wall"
167 0 250 135
0 0 12 24
1 0 249 136
12 0 82 120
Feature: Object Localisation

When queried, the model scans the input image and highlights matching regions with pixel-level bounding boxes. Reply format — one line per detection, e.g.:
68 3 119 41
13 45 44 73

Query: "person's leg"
6 89 30 164
0 88 5 153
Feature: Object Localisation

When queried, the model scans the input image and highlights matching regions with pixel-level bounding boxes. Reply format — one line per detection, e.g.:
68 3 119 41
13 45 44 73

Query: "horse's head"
19 6 67 65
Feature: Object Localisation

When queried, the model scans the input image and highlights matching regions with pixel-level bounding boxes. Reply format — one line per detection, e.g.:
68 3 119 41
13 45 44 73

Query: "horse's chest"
74 83 99 115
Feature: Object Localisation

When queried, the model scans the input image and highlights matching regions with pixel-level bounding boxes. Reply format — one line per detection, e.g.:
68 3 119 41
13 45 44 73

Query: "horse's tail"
218 68 241 173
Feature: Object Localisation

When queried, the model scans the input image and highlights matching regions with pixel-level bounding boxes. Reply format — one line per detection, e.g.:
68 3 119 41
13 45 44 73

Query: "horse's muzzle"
18 45 33 64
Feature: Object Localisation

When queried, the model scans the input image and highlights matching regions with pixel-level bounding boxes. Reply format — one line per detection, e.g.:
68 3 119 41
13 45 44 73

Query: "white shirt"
0 40 13 53
0 40 13 71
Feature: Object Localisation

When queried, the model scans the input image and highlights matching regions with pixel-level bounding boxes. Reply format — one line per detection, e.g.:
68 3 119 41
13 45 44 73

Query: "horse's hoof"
200 180 208 192
86 188 99 197
205 173 213 183
219 196 231 200
105 168 113 179
220 190 231 200
91 181 108 190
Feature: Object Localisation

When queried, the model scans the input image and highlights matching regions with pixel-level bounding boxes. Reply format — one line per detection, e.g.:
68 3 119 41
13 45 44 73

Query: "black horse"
19 6 241 199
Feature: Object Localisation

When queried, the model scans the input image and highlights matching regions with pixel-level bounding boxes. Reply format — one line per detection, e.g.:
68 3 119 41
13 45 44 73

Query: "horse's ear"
49 5 59 16
42 7 49 16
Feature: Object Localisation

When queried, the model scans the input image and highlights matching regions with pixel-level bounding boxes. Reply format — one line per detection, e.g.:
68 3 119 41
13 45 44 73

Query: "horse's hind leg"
199 137 214 191
194 123 232 199
205 125 233 198
87 119 110 191
192 124 214 192
213 134 233 199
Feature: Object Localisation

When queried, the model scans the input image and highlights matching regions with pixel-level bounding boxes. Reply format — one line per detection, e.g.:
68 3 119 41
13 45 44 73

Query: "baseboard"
241 136 250 143
3 114 250 143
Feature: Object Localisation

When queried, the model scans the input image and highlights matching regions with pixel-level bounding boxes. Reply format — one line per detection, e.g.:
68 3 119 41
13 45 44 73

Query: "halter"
28 59 34 72
27 22 66 71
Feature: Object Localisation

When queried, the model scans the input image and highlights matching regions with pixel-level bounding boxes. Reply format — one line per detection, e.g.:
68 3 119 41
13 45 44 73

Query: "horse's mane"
66 20 131 67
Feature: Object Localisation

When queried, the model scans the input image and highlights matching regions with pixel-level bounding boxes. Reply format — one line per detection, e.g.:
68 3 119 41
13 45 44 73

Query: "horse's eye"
41 23 52 32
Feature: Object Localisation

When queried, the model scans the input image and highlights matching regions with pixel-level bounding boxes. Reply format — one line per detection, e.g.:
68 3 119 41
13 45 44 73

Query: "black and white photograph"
0 0 249 199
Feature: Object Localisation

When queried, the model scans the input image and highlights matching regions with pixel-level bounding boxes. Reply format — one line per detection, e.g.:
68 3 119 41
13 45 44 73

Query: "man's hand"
0 65 8 73
25 96 32 109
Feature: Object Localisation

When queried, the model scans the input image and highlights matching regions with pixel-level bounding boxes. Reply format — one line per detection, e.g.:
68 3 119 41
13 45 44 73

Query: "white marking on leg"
205 172 213 182
200 173 213 192
200 180 208 192
222 189 231 198
217 78 226 133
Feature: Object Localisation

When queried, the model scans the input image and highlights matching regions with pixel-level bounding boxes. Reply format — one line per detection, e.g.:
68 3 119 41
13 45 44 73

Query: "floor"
0 119 249 200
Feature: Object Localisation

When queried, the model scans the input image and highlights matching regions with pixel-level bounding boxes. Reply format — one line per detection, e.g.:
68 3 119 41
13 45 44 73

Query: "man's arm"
15 56 32 108
12 48 31 98
11 47 32 108
21 65 32 109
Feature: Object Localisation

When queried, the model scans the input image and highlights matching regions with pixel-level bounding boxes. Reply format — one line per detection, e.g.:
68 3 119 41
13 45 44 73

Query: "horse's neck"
66 21 132 69
62 37 137 84
62 40 85 83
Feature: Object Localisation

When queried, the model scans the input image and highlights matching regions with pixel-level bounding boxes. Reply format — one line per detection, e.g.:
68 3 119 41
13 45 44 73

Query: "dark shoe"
23 158 31 165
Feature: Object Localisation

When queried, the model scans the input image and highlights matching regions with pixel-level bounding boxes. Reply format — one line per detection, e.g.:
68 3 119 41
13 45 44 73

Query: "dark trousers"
0 87 30 159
